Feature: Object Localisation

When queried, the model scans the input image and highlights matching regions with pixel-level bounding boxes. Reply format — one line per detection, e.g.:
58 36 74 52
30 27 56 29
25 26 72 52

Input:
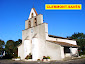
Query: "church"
18 8 79 61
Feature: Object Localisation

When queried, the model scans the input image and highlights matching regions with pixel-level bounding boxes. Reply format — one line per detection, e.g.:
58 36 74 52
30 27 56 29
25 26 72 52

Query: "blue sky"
0 0 85 42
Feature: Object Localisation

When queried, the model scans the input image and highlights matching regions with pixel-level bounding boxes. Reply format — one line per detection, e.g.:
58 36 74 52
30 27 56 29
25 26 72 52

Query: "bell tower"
25 8 43 29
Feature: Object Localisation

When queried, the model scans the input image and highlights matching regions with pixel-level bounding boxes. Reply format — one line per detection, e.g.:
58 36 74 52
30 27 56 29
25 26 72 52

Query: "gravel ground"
0 58 85 64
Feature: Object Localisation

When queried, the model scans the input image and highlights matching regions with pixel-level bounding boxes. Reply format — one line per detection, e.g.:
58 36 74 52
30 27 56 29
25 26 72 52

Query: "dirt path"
0 58 85 64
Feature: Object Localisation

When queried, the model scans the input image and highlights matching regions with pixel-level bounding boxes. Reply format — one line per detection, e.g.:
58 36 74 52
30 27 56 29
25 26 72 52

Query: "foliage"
67 32 85 55
25 53 32 59
43 56 47 59
47 56 50 59
5 39 22 58
0 40 5 48
17 56 21 58
0 39 5 55
43 56 50 59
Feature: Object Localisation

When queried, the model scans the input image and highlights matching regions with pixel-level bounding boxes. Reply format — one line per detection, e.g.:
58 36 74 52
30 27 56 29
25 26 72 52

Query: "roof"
48 34 76 40
32 8 38 15
28 8 38 19
46 40 79 47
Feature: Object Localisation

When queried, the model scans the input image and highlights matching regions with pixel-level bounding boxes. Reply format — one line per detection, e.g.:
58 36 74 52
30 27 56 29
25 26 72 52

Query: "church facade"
18 8 78 61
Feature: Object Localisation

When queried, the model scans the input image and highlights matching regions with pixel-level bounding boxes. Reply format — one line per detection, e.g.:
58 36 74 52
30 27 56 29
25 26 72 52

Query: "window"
34 18 37 26
31 13 33 18
35 18 36 20
64 47 70 53
28 20 31 28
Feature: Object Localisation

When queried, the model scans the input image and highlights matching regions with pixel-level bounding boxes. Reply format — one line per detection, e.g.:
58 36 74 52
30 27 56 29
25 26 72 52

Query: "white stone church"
18 8 79 61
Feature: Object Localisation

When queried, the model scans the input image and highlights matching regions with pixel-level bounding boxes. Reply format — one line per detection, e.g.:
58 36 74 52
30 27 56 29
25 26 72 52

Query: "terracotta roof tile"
33 8 38 15
48 34 76 40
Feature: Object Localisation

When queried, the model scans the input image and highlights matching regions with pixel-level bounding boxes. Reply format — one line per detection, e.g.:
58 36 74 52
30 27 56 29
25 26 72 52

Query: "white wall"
57 38 77 45
46 36 78 58
47 37 56 41
18 44 24 59
25 20 28 29
24 40 32 58
60 46 65 59
46 41 62 60
56 39 78 56
70 48 78 55
32 38 39 61
37 14 43 25
47 36 77 45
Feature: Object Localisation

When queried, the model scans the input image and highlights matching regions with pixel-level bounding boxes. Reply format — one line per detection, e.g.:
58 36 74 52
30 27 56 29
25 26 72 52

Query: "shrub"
43 56 50 59
43 56 47 59
47 56 50 59
37 59 40 61
17 56 20 58
25 53 32 59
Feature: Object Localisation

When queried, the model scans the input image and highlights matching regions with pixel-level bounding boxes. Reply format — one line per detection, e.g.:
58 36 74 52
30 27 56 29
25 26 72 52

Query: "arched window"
31 13 33 18
34 18 37 26
28 20 31 28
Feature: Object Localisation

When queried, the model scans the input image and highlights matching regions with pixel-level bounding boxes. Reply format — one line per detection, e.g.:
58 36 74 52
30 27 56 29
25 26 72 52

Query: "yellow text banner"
45 4 81 10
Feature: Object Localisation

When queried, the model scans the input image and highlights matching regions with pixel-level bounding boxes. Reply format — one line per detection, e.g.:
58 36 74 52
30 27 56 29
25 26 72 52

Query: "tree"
0 39 5 55
5 40 15 58
67 32 85 55
5 39 22 58
14 39 22 46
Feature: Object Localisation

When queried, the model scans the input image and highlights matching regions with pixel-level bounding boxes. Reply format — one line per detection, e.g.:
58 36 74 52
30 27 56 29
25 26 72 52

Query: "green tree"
5 40 15 58
67 32 85 55
15 39 22 46
5 39 22 58
0 39 5 55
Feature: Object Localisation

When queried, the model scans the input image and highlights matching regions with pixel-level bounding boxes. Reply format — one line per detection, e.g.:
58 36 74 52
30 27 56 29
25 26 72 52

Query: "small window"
28 20 31 28
33 18 37 26
35 18 36 20
31 13 33 18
